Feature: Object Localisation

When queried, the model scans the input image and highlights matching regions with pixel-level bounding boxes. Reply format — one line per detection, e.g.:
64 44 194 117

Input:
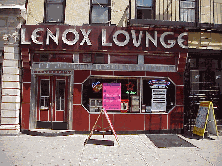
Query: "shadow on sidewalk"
182 130 217 140
85 139 114 146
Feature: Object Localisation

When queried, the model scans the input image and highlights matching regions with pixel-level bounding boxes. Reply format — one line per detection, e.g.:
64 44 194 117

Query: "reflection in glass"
92 0 108 4
137 0 152 7
92 5 108 23
40 80 50 109
41 80 49 96
56 80 65 111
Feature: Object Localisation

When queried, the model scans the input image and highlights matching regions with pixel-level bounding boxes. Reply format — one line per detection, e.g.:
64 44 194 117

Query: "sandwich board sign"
193 101 219 137
84 83 121 146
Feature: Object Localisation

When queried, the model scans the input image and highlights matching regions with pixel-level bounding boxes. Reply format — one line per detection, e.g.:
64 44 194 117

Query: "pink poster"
103 83 121 110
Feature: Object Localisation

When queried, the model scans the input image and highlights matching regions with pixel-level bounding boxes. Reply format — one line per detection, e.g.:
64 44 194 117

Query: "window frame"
180 0 196 22
136 0 155 20
44 0 66 24
90 0 111 25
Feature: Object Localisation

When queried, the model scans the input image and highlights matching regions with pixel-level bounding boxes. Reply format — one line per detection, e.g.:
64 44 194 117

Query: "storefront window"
142 78 175 113
82 76 175 113
82 76 138 113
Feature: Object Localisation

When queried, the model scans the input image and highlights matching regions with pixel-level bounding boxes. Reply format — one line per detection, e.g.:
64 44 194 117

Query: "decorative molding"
32 62 176 72
3 31 19 44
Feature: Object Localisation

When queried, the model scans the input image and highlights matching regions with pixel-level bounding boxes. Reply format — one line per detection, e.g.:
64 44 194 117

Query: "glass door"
37 75 69 129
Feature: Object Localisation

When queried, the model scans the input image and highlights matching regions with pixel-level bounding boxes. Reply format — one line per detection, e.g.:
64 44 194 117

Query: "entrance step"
28 129 75 136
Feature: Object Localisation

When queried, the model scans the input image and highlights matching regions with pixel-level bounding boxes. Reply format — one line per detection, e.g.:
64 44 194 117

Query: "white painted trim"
0 5 25 9
144 114 145 130
89 114 90 131
73 104 81 106
167 114 168 130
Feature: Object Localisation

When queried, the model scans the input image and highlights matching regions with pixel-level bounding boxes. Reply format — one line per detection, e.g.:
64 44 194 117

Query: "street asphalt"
0 133 221 166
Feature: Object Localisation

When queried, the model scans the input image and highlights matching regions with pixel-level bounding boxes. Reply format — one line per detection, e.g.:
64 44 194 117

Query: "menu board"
195 106 208 129
151 89 166 111
193 102 210 136
103 83 121 110
193 101 219 137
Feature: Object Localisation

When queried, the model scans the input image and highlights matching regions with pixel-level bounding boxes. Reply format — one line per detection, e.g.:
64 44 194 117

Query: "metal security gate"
184 53 222 132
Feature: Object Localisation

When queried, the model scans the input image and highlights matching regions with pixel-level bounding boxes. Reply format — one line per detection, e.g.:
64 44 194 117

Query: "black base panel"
36 122 67 130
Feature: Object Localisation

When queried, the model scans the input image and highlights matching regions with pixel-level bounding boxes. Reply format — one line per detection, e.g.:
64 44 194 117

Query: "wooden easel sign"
84 83 121 146
193 101 219 137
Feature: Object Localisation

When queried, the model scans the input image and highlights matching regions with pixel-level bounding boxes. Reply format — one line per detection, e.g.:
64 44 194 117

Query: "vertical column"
21 48 31 130
0 44 21 135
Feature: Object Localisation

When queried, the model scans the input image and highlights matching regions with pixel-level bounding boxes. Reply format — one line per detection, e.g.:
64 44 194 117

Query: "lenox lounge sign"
21 25 188 53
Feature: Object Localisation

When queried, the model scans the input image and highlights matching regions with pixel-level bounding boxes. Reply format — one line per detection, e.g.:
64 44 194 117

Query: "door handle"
50 103 54 108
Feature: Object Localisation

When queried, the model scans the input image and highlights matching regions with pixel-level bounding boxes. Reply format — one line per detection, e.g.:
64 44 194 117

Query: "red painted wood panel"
167 72 183 85
22 83 30 103
110 55 138 64
73 84 82 104
113 114 144 131
90 113 114 131
176 86 184 105
40 110 49 121
91 70 113 76
145 72 168 77
56 111 64 121
22 55 29 62
74 70 90 83
21 103 30 130
145 114 168 130
23 62 30 69
144 55 176 65
73 105 89 131
178 53 187 72
168 106 184 129
114 71 145 76
23 69 31 82
21 48 29 54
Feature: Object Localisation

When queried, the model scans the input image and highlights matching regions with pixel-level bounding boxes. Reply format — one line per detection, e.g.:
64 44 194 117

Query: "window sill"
40 22 65 25
85 23 116 26
130 19 195 28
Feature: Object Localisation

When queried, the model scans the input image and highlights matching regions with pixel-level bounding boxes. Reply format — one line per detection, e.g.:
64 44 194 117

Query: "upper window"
180 0 196 22
137 0 154 19
90 0 111 24
45 0 66 23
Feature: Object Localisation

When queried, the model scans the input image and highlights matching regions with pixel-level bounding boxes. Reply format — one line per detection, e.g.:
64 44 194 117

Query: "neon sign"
126 82 135 90
92 81 102 92
125 82 136 94
126 91 136 94
148 80 170 89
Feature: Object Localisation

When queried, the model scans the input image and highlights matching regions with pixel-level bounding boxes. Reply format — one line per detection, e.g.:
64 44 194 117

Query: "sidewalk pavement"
0 133 221 166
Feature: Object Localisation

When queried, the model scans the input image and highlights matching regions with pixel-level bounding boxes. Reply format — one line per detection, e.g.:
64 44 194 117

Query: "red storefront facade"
20 25 188 133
